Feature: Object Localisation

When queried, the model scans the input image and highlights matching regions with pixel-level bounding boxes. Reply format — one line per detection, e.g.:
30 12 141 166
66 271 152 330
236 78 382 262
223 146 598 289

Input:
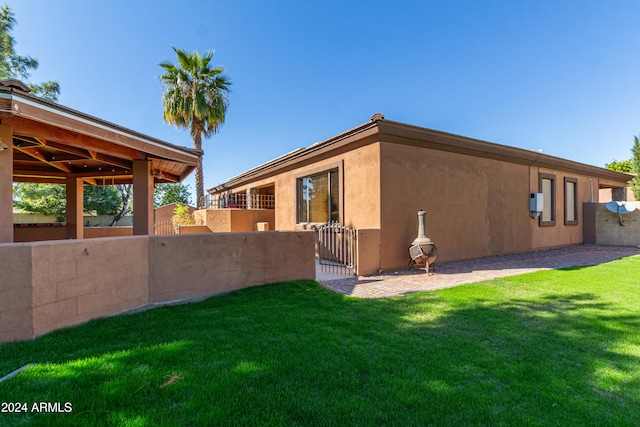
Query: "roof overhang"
208 115 633 193
0 79 200 185
376 120 634 185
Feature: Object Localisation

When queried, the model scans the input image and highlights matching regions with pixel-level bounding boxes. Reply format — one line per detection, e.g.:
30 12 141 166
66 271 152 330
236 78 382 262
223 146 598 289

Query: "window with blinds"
564 177 578 225
539 173 556 226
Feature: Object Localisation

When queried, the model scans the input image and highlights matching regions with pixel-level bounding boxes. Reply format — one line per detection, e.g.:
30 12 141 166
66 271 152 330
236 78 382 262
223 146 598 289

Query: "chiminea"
408 210 438 273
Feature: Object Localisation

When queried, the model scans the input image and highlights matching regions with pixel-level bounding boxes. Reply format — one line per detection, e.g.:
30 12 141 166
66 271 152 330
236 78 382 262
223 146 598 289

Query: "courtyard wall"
0 231 315 343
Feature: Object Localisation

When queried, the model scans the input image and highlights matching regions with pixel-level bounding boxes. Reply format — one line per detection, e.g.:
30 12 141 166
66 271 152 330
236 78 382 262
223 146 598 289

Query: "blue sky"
7 1 640 202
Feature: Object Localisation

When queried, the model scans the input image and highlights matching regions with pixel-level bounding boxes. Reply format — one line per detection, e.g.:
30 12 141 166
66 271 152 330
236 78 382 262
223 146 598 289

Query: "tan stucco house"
207 114 632 275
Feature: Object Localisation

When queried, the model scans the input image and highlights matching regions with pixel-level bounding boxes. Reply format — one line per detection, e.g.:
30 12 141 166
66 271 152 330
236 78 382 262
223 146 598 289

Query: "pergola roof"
0 79 200 185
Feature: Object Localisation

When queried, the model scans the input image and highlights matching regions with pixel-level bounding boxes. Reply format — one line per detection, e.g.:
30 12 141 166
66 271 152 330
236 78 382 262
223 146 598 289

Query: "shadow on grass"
0 278 639 426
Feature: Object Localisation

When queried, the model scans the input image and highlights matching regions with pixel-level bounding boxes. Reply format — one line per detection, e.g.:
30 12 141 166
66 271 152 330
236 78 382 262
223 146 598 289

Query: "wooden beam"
93 152 133 170
48 152 83 162
72 170 130 178
13 168 69 177
44 140 93 159
14 145 73 173
8 117 145 160
7 102 199 164
12 176 66 184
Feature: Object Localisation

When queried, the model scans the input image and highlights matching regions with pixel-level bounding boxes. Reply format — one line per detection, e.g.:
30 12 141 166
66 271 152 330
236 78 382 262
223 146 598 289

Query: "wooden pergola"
0 79 200 242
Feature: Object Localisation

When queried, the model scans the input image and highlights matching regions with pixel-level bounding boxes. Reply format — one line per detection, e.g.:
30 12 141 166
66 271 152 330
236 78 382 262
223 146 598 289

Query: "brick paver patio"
317 245 640 298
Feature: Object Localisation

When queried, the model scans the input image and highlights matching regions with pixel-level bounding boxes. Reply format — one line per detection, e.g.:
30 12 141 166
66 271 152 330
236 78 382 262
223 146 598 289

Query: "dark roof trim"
0 78 30 93
208 120 379 192
377 120 633 182
209 116 633 192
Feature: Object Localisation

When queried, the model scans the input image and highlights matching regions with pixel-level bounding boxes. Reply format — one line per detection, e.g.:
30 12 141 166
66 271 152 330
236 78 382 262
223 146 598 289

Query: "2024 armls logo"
1 401 73 413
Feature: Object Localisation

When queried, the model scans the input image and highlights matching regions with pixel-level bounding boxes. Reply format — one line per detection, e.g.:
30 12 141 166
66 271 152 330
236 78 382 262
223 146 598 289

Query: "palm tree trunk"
193 133 205 208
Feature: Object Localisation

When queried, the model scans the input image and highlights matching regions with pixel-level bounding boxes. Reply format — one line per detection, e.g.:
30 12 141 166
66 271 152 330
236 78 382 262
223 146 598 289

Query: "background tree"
605 159 632 173
160 47 231 207
0 4 60 101
13 184 121 222
109 184 132 226
13 183 66 221
171 203 195 233
631 136 640 200
154 183 192 207
83 185 121 216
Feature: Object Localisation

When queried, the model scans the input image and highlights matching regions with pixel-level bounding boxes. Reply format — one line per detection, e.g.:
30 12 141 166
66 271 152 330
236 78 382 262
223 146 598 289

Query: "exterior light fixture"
0 139 8 152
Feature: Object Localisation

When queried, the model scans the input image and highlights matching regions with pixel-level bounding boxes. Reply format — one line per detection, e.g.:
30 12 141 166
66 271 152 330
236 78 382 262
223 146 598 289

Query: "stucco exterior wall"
149 231 314 302
0 231 315 343
0 244 33 342
528 167 593 250
177 225 211 234
14 225 134 241
378 142 598 269
0 125 13 243
222 143 382 231
599 187 636 202
14 225 67 242
84 227 133 238
194 209 276 232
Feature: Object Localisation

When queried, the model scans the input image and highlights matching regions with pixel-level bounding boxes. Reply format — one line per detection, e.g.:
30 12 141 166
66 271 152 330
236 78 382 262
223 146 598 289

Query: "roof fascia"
209 121 379 192
209 117 632 193
377 120 633 183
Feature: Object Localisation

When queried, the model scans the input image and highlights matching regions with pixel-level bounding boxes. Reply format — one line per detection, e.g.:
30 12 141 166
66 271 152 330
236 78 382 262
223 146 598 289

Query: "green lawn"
1 257 639 426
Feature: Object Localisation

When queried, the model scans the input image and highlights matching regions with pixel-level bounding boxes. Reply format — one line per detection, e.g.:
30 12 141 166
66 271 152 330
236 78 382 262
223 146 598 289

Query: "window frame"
294 161 343 226
539 173 556 227
564 177 578 225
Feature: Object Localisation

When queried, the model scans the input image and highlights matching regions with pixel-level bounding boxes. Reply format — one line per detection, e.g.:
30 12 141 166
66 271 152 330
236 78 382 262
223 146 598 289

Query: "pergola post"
133 160 154 235
0 124 13 243
65 177 84 239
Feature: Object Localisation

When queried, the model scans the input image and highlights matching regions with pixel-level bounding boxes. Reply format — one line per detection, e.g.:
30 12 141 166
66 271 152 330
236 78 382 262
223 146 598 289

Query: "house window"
539 173 556 226
564 177 578 225
297 168 339 223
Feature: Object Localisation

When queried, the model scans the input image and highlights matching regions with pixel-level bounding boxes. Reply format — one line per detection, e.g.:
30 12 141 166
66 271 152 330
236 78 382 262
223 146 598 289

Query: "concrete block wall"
0 231 315 343
594 205 640 246
29 237 150 337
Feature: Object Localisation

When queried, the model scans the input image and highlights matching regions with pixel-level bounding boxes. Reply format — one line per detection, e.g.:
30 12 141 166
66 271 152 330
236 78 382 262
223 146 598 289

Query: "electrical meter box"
530 193 544 213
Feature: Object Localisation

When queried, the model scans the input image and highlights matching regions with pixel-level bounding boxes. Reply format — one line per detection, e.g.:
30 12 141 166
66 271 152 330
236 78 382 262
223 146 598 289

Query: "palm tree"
160 47 231 207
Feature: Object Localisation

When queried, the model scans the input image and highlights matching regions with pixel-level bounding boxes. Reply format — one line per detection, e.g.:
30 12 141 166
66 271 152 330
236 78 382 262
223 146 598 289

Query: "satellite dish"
605 201 637 215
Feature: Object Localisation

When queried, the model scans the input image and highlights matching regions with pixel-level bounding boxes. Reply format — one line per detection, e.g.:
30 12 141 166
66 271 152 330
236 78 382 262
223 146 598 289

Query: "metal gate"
154 220 176 235
315 222 357 276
